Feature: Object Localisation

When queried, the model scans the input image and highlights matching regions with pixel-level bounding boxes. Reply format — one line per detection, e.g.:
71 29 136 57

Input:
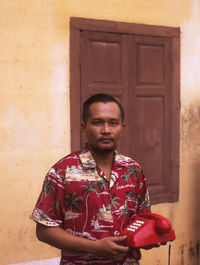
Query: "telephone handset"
120 212 176 248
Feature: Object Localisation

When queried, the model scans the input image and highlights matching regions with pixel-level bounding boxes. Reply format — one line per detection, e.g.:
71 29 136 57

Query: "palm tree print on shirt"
122 165 141 186
47 200 61 214
65 192 84 231
125 191 135 200
109 194 120 210
36 209 50 222
118 200 128 230
98 178 108 191
81 180 99 234
128 165 141 181
40 177 55 203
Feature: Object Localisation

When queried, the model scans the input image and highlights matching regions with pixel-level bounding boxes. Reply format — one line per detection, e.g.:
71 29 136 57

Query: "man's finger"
131 248 141 260
114 235 127 242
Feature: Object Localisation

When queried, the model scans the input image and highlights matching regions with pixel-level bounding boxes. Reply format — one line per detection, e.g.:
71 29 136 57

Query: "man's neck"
89 149 114 180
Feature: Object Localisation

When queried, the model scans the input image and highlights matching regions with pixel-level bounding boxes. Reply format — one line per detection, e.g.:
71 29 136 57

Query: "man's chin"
95 144 116 153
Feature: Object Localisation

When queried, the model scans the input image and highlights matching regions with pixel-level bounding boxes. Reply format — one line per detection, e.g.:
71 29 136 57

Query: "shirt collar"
79 148 97 169
79 148 126 170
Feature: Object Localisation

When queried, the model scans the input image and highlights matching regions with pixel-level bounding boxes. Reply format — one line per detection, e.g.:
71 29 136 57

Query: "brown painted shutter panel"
127 36 172 202
80 31 128 153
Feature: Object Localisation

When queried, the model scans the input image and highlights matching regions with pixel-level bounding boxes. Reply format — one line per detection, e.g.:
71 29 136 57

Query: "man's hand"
36 224 131 261
92 235 129 261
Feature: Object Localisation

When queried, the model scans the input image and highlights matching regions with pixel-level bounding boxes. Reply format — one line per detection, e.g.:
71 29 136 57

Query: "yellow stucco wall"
0 0 199 264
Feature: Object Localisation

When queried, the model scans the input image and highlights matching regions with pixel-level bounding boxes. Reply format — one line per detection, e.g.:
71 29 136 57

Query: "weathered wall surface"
0 0 199 264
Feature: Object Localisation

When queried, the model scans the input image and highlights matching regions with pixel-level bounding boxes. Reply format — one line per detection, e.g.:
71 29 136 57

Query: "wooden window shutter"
80 30 128 153
127 35 174 203
70 18 180 204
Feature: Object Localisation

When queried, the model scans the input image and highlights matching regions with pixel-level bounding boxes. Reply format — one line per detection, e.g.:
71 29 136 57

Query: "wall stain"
179 244 184 265
180 103 200 265
188 240 197 258
178 241 200 265
181 103 200 156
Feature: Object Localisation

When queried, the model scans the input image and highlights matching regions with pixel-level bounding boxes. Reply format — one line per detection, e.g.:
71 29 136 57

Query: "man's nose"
101 123 111 133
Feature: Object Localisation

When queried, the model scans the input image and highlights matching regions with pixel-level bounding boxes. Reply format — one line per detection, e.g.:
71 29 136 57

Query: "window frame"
70 17 180 204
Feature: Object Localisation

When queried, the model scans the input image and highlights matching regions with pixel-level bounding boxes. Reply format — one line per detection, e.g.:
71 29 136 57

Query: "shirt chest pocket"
64 179 107 212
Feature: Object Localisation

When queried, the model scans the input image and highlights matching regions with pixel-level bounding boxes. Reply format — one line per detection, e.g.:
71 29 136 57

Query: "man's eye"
92 120 102 125
110 120 119 126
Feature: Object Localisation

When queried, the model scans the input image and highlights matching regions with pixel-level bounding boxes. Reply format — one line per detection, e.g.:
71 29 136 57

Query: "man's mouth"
99 138 113 143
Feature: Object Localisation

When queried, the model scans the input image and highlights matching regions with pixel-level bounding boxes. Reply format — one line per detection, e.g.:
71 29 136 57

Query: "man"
30 93 151 265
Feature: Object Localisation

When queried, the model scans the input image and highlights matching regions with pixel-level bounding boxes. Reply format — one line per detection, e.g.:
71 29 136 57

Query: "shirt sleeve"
135 168 151 215
29 167 65 227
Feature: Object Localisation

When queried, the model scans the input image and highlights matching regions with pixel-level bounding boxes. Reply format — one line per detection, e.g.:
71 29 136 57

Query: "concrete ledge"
10 257 60 265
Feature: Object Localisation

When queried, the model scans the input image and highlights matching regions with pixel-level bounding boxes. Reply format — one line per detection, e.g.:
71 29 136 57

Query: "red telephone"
120 212 176 248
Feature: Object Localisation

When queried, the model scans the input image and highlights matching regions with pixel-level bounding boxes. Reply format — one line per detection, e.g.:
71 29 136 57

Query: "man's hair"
82 93 125 123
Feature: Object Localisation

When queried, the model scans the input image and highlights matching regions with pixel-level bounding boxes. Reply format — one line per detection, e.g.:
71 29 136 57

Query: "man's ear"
121 122 126 136
81 122 87 146
122 122 126 130
81 122 86 130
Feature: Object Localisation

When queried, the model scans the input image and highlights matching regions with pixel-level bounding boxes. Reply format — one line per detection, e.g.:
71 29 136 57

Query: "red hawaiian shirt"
30 148 150 265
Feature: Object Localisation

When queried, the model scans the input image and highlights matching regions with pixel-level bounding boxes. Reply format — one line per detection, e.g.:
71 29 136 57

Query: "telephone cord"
168 243 171 265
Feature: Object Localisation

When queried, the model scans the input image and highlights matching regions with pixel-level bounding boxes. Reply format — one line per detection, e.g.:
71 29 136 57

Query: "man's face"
82 101 124 153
